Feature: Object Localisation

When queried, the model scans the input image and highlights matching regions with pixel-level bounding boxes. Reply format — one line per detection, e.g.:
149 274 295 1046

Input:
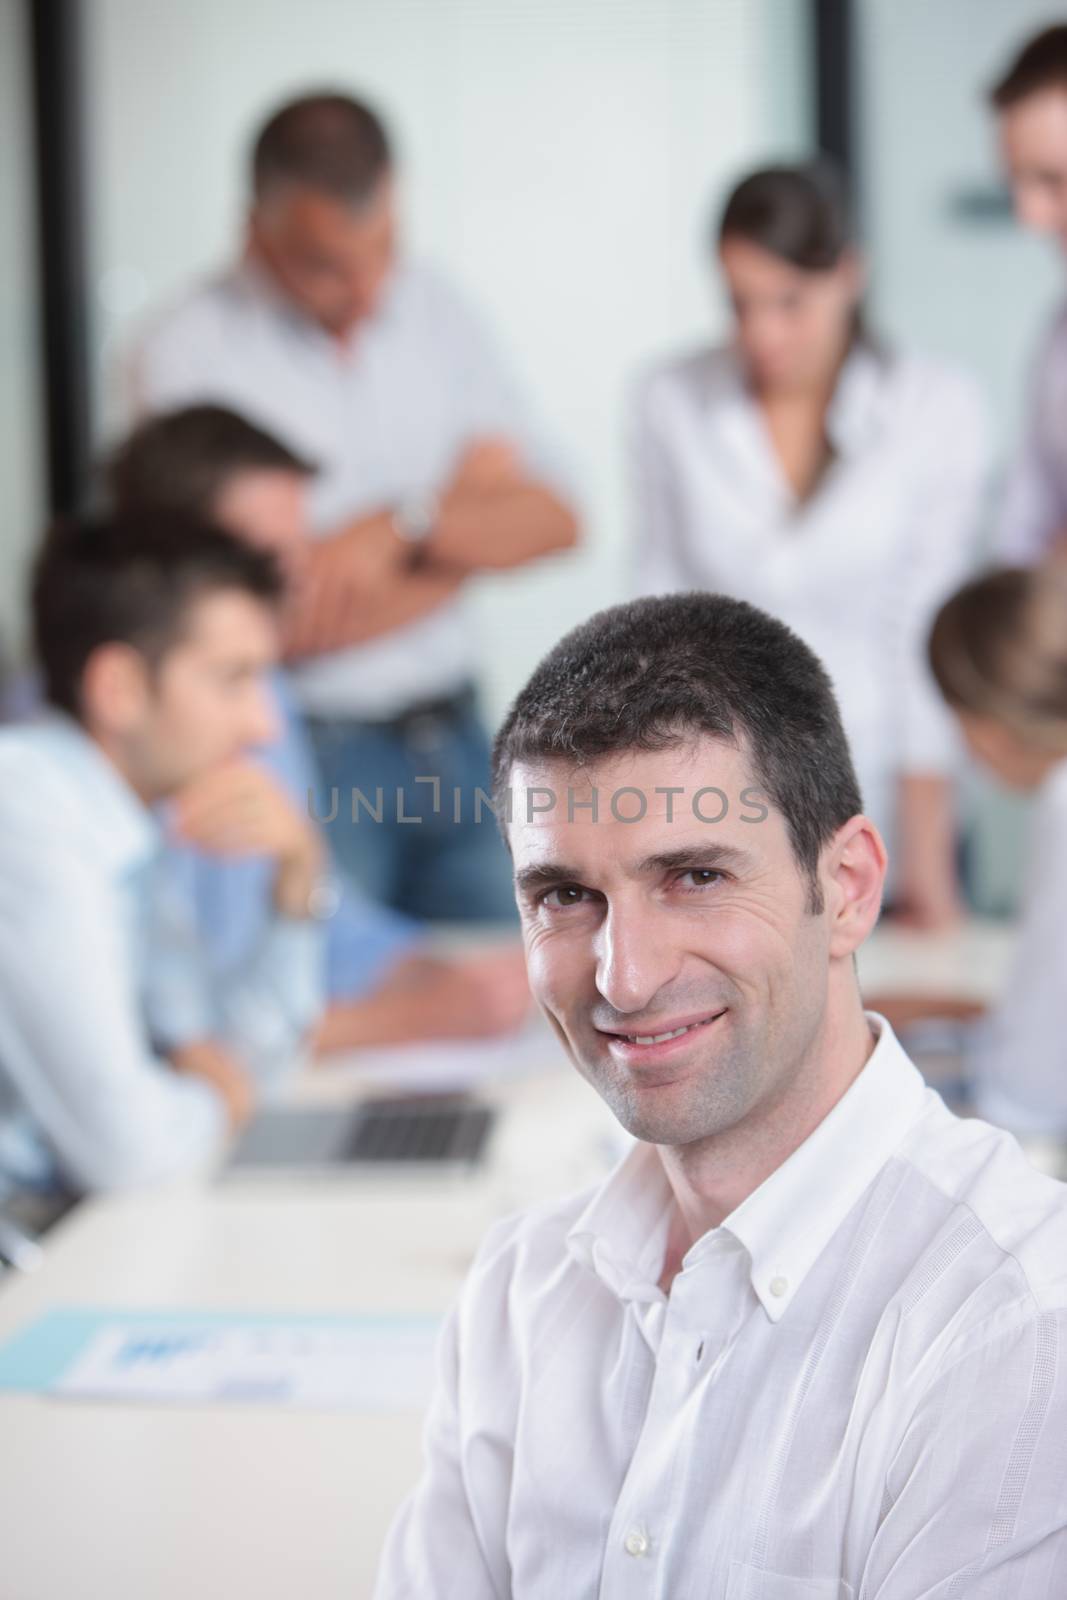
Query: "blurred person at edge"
919 565 1067 1154
0 515 321 1199
127 92 579 923
108 406 531 1055
993 24 1067 564
631 160 989 930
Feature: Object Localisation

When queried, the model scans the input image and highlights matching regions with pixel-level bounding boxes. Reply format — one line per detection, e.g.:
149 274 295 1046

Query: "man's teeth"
623 1017 714 1045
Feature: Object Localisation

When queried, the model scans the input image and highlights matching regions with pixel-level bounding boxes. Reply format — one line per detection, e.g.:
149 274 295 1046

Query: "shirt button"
624 1530 650 1557
769 1274 789 1298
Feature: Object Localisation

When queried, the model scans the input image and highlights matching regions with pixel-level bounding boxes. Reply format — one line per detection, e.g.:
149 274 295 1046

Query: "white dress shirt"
971 756 1067 1136
376 1015 1067 1599
0 716 321 1196
128 260 572 719
631 344 988 848
996 302 1067 564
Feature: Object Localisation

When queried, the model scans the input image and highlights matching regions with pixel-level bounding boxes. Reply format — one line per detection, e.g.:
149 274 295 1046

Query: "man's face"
509 737 836 1150
249 177 397 337
1000 88 1067 247
93 590 281 800
213 467 311 588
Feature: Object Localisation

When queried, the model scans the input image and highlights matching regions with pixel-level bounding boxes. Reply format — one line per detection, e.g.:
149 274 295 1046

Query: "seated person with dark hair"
107 405 530 1053
0 514 323 1198
377 592 1067 1597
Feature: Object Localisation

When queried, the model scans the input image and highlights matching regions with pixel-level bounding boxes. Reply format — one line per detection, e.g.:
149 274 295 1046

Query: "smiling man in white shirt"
375 592 1067 1599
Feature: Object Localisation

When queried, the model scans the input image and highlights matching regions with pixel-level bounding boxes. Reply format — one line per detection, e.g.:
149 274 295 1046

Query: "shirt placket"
598 1237 751 1597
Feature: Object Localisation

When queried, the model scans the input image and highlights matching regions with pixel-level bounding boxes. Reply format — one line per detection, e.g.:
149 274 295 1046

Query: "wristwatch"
391 492 439 547
306 873 342 921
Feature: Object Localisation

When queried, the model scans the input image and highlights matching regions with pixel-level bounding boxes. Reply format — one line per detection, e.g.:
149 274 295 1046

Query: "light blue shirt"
0 715 321 1197
165 672 421 1004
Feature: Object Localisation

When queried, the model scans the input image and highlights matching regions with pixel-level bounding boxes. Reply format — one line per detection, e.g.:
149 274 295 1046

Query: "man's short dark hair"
252 91 392 208
33 511 285 719
491 592 863 913
107 405 313 522
991 26 1067 110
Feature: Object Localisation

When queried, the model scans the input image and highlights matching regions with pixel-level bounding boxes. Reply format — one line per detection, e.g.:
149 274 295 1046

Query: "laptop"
225 1092 497 1175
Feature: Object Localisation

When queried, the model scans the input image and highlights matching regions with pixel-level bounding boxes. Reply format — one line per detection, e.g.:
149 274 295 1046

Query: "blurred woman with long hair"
632 161 989 927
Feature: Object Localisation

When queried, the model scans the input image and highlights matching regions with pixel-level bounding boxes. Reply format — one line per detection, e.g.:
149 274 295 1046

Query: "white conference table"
0 918 1015 1600
0 1053 621 1600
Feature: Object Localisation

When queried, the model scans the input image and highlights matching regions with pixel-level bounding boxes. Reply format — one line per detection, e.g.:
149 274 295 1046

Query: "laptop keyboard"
345 1097 495 1164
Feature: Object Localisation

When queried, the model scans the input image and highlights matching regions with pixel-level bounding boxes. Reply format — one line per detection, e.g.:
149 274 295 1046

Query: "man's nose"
595 902 683 1018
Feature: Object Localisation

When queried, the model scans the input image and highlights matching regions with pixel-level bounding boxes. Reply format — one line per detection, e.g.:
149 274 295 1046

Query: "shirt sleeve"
124 302 221 421
968 776 1067 1135
0 844 227 1194
629 371 691 597
888 366 990 773
324 889 423 1002
995 320 1067 564
373 1305 504 1600
144 857 323 1096
860 1313 1067 1597
374 1216 521 1600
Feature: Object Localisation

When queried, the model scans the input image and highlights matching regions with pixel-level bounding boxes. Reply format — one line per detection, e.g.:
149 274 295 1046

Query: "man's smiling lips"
595 1009 728 1062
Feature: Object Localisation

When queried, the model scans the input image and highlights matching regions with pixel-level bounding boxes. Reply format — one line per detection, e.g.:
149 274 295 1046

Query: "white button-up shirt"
631 344 988 845
129 260 571 718
972 755 1067 1137
0 716 321 1196
996 302 1067 563
376 1015 1067 1599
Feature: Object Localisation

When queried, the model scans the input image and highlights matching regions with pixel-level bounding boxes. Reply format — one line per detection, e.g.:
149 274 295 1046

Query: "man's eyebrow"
514 862 585 895
637 843 756 875
514 844 756 896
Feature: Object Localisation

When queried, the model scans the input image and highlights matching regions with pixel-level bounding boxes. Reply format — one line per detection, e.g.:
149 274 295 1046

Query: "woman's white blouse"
631 343 989 838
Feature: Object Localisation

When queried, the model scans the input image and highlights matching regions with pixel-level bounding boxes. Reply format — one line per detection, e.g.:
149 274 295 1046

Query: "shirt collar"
706 339 891 461
716 1014 928 1319
567 1013 931 1323
34 711 159 878
824 340 891 456
233 252 404 349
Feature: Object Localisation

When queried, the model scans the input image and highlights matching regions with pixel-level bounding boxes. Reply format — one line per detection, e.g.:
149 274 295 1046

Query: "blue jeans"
305 689 517 925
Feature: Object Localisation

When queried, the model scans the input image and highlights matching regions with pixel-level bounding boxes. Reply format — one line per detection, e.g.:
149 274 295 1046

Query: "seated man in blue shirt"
107 405 531 1054
0 514 324 1197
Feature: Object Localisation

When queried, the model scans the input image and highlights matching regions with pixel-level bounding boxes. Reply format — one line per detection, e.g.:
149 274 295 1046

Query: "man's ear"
80 643 151 738
823 814 887 960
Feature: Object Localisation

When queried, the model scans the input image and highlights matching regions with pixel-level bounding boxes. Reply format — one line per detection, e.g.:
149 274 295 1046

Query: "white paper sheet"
52 1317 440 1412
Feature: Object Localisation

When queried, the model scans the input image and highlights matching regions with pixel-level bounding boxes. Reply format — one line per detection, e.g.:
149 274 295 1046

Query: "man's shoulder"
0 723 102 884
379 257 488 346
0 720 75 802
1026 297 1067 392
465 1179 606 1293
898 1103 1067 1314
133 268 251 360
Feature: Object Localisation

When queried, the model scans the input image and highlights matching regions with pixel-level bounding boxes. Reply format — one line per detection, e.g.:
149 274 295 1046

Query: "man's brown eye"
545 885 584 907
